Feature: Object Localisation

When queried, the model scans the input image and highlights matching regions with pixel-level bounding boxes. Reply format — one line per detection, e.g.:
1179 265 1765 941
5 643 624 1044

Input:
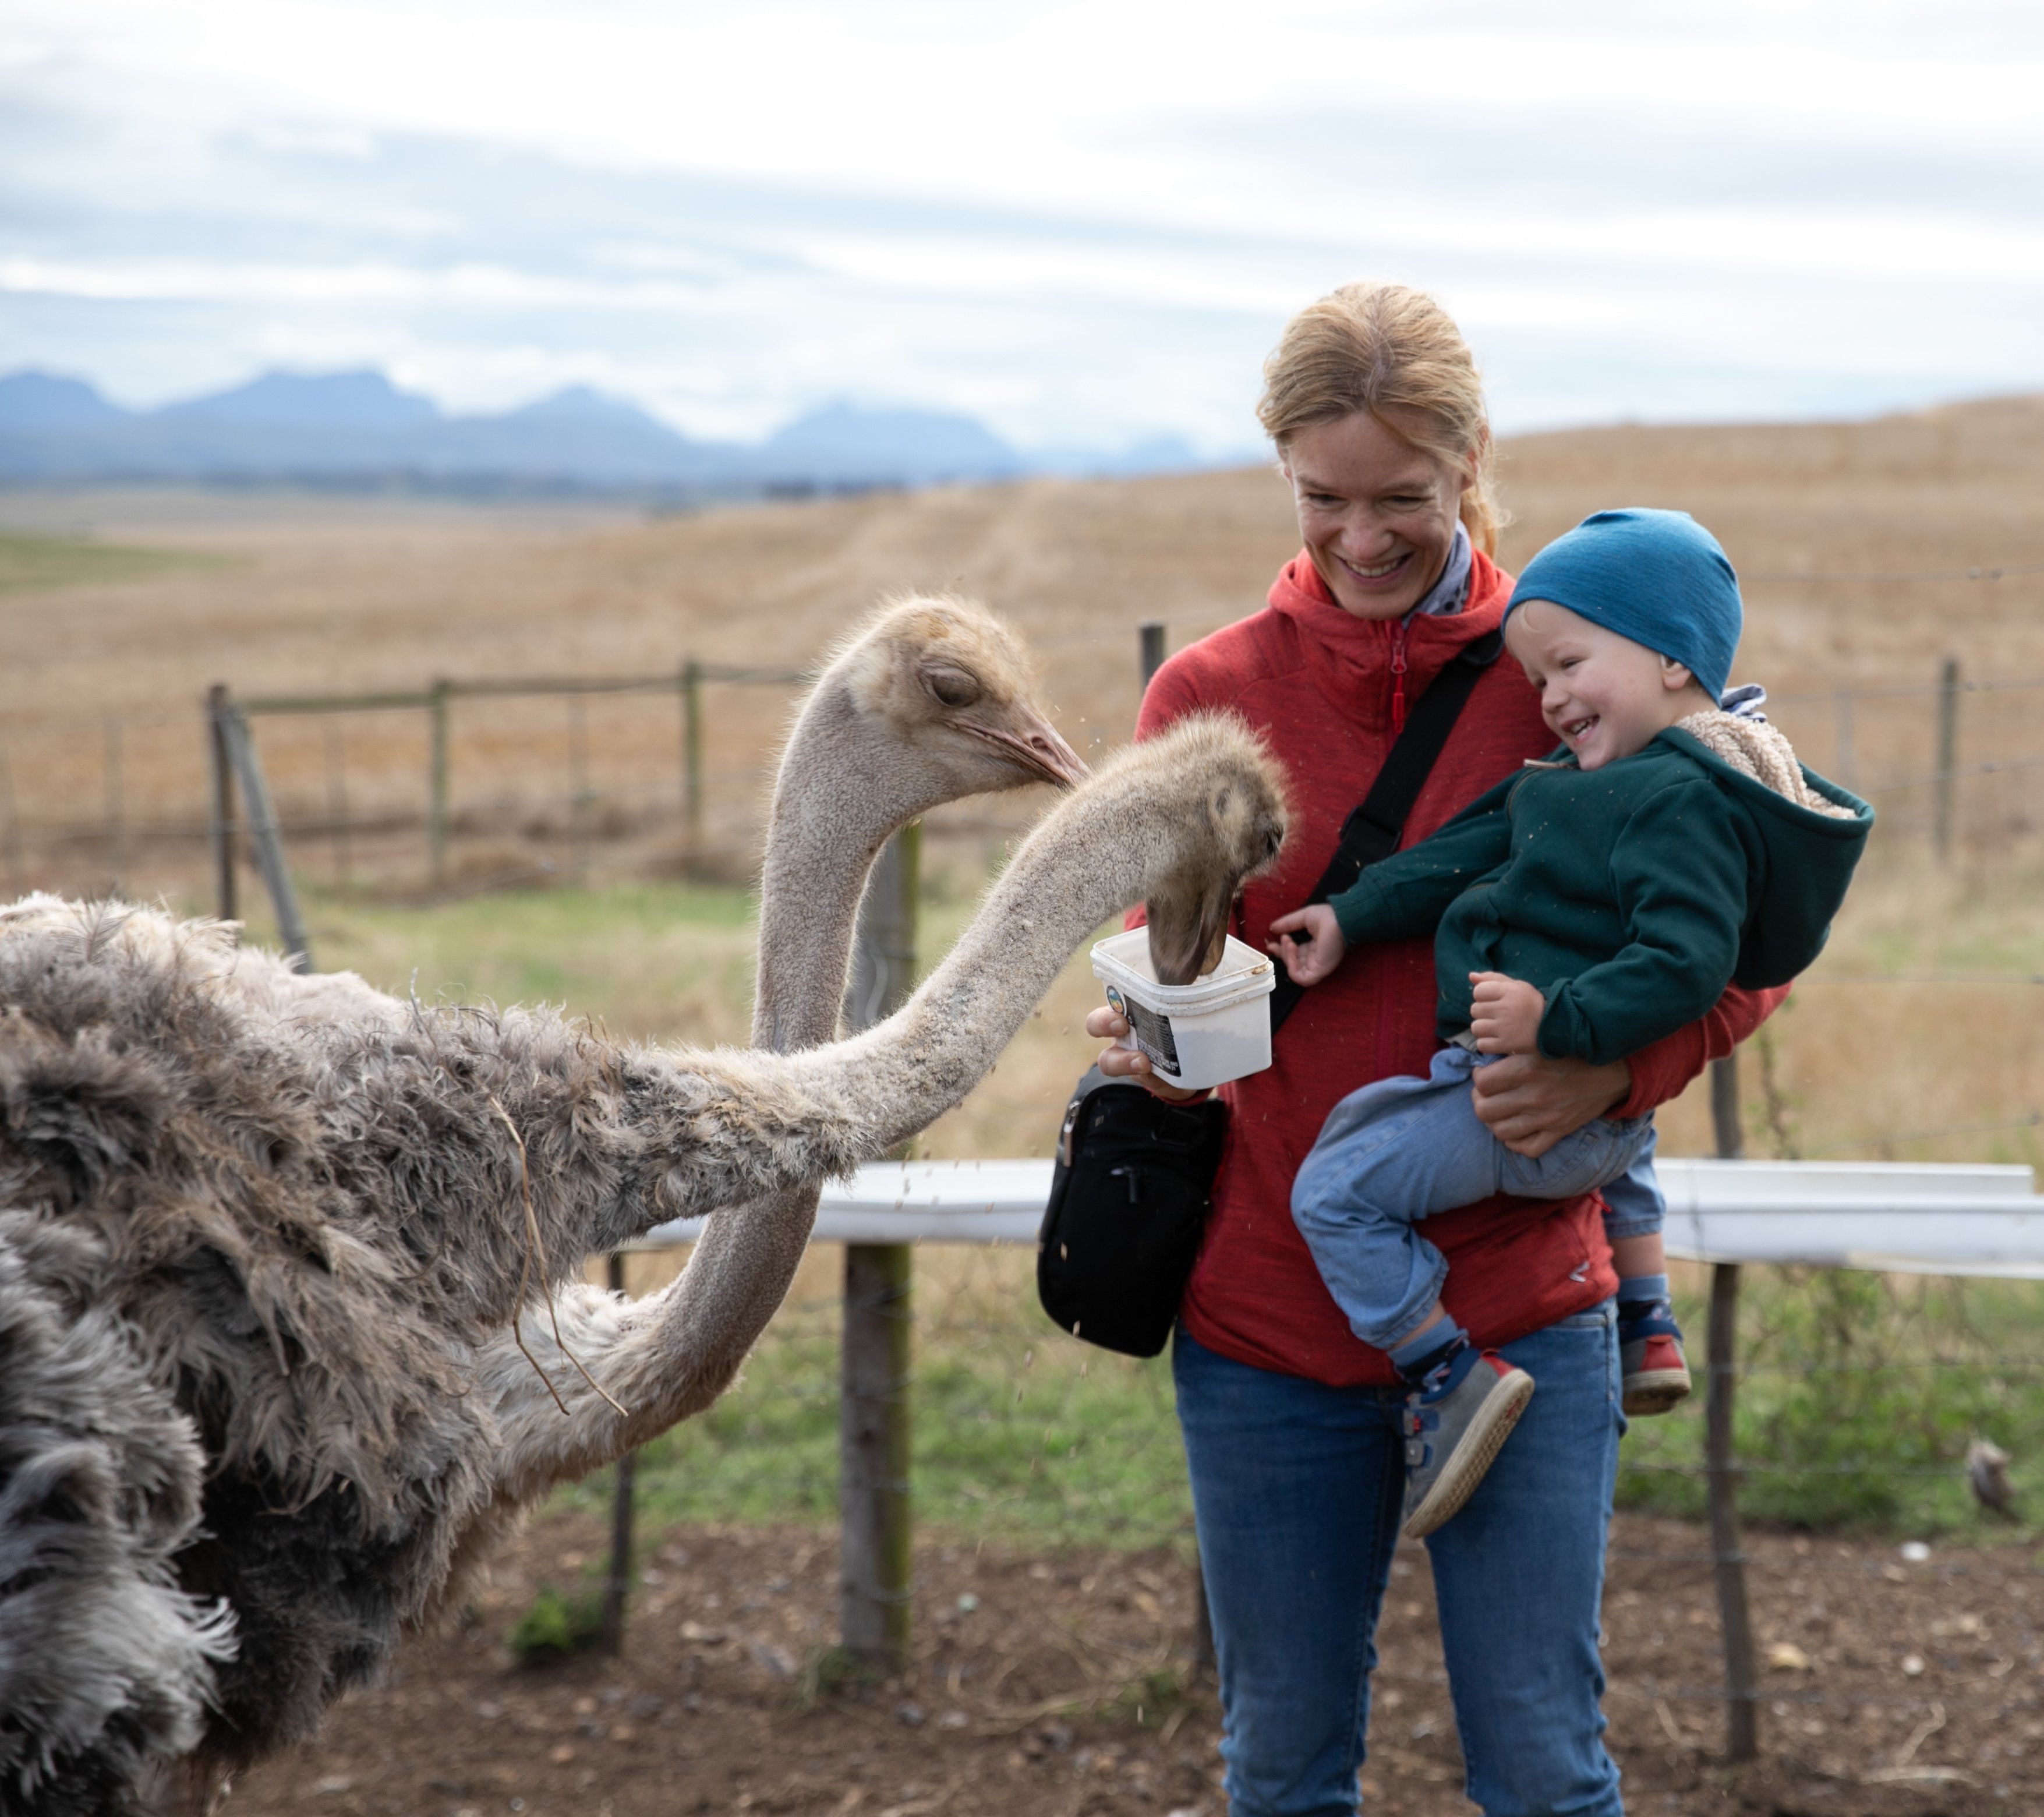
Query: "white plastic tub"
1089 928 1278 1091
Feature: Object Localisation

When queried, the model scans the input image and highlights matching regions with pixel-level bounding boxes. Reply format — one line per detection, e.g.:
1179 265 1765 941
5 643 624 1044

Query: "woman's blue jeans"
1173 1305 1625 1816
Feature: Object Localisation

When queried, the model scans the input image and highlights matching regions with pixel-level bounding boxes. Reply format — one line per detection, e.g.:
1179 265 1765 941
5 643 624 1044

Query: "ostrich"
0 592 1087 1813
0 676 1285 1815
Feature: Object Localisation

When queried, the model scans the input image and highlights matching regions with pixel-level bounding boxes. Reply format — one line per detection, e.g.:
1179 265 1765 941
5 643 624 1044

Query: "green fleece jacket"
1328 724 1873 1067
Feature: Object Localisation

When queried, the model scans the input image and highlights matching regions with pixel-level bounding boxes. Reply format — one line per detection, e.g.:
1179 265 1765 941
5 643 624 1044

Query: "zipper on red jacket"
1384 617 1409 733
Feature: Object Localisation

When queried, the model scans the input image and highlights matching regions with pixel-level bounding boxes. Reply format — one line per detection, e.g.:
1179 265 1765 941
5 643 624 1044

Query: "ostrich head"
833 594 1087 793
1140 715 1290 986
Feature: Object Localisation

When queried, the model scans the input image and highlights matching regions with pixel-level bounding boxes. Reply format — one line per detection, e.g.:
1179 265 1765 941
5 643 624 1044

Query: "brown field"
6 392 2044 868
6 395 2040 1170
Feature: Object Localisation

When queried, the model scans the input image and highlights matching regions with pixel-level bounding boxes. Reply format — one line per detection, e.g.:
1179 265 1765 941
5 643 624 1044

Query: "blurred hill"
0 369 1220 496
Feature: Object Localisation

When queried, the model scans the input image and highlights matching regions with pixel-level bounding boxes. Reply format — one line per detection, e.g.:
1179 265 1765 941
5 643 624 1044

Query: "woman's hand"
1266 904 1345 986
1469 1052 1630 1157
1084 1004 1209 1103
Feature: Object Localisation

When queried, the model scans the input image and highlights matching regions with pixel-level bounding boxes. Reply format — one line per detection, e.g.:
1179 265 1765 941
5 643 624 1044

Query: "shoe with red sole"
1399 1345 1535 1540
1619 1302 1692 1415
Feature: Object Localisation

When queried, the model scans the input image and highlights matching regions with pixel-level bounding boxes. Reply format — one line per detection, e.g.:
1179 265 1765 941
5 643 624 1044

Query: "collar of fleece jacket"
1266 546 1512 738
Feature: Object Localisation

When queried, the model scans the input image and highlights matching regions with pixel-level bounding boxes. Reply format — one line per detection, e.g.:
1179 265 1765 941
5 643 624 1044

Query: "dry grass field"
6 392 2044 856
3 395 2043 1173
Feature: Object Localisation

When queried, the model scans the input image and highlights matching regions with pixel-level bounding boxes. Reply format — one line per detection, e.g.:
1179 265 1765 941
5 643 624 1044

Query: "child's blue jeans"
1292 1044 1662 1351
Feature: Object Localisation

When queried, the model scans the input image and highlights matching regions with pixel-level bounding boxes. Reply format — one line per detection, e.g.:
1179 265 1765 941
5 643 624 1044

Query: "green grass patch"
507 1581 609 1663
550 1257 1193 1551
0 529 220 593
1619 1266 2044 1536
242 878 762 1045
550 1252 2044 1551
224 874 2044 1544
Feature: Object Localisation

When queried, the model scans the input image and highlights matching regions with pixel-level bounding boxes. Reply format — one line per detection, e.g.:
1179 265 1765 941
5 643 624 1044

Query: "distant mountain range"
0 369 1217 496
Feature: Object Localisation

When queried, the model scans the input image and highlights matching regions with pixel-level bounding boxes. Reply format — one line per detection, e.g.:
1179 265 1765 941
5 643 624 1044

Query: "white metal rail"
634 1158 2044 1278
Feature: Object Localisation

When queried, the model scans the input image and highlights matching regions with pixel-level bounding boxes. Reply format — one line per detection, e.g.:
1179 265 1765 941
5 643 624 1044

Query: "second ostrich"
1 680 1283 1812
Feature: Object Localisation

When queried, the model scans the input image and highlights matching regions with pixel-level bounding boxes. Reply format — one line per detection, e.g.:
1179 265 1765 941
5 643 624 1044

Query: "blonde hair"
1257 281 1505 556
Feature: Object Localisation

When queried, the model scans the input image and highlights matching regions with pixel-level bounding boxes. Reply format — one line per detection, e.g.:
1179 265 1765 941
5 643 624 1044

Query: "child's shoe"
1619 1300 1692 1415
1399 1346 1534 1540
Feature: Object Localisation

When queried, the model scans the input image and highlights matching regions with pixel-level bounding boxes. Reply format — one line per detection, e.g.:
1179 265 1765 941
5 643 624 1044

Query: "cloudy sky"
3 0 2041 454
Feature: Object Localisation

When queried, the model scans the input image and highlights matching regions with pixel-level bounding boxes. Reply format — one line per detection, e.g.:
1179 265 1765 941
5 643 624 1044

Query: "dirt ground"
231 1511 2041 1817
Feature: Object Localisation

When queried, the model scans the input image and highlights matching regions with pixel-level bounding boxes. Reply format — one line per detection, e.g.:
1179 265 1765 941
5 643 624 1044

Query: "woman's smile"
1336 549 1413 584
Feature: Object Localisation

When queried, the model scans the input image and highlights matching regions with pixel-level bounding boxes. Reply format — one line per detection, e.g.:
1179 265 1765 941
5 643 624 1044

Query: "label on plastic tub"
1123 998 1181 1076
1104 983 1182 1075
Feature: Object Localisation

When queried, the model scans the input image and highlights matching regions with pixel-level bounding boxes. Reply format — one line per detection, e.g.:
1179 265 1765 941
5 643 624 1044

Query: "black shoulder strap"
1267 627 1503 1035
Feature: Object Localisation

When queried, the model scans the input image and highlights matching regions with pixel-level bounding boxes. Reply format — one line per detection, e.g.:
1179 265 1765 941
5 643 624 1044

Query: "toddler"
1269 509 1870 1540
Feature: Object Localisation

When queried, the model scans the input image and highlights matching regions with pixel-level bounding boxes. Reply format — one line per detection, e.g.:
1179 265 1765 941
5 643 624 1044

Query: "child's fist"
1266 904 1346 987
1469 971 1543 1056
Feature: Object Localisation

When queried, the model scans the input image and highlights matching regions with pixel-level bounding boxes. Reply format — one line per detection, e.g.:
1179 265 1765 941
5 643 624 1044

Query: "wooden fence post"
599 1249 636 1655
207 685 238 923
681 659 704 864
1830 688 1857 793
840 822 919 1665
1933 656 1960 860
1706 1050 1758 1762
428 679 451 890
568 695 591 885
103 717 125 890
324 724 351 885
1140 621 1166 691
218 706 314 971
0 744 23 899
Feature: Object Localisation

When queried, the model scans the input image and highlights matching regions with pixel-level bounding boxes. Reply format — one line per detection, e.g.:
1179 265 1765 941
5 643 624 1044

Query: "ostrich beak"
962 709 1089 788
1145 871 1236 987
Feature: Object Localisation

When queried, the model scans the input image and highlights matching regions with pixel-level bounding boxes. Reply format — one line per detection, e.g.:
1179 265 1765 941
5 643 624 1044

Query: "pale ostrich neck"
480 675 962 1504
753 682 945 1053
779 775 1170 1157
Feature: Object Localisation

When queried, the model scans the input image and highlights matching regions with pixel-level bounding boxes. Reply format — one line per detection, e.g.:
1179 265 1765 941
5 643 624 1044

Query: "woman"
1085 283 1780 1816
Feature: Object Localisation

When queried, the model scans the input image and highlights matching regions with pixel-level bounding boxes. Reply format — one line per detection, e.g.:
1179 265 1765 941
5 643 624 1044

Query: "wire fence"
7 633 2044 908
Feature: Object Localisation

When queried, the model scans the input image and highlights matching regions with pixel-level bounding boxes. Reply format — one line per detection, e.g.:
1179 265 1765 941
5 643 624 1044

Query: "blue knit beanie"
1505 508 1742 701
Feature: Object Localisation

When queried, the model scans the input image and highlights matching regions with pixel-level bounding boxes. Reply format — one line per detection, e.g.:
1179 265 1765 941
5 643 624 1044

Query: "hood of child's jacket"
1655 726 1874 989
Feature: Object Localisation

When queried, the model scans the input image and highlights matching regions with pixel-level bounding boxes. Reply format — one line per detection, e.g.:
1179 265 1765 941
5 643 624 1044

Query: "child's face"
1505 600 1702 771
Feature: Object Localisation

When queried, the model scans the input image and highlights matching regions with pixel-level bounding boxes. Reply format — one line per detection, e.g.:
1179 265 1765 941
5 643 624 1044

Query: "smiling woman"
1077 280 1783 1817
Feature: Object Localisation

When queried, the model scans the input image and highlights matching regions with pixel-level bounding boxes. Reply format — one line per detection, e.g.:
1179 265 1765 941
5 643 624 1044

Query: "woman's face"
1281 411 1474 622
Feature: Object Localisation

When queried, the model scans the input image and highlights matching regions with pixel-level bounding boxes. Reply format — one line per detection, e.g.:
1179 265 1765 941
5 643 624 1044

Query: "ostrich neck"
480 748 1221 1504
480 677 955 1501
752 683 942 1052
782 765 1184 1158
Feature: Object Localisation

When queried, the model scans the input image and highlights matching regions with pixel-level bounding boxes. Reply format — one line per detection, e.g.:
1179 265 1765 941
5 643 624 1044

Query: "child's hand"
1266 904 1346 986
1469 972 1544 1055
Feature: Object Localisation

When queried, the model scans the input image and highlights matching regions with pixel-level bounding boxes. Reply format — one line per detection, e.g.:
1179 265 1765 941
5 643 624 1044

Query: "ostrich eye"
922 666 983 709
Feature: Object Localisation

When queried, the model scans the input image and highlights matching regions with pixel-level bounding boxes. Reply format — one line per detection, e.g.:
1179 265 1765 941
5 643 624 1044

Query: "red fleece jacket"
1133 549 1783 1387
